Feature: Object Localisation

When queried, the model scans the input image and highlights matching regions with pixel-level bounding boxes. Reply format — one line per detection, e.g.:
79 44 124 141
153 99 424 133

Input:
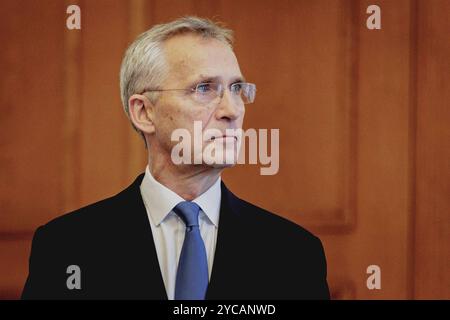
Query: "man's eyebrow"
188 75 247 86
230 76 246 84
194 75 220 84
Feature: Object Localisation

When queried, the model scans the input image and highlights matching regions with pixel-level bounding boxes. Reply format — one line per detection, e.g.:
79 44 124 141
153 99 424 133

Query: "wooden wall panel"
62 0 83 214
414 0 450 299
0 0 66 231
349 0 414 299
0 239 30 299
0 0 448 300
77 0 136 208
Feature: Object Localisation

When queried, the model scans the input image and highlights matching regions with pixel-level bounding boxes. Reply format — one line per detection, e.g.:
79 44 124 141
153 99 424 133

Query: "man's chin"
202 149 240 168
209 161 237 169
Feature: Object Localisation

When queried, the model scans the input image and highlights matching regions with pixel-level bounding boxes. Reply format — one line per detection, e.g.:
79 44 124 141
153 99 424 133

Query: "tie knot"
173 201 201 228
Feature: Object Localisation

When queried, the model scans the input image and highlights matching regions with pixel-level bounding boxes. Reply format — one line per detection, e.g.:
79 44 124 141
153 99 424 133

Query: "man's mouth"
203 130 239 142
210 135 237 141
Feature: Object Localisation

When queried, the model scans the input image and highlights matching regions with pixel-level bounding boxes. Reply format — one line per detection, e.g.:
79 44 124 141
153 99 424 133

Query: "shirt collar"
140 165 221 227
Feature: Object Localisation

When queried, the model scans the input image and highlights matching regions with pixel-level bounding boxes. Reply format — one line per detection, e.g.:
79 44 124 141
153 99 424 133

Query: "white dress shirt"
139 165 221 300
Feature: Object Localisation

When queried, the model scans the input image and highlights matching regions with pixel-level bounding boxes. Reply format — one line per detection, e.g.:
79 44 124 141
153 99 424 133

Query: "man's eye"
231 83 243 94
196 83 212 93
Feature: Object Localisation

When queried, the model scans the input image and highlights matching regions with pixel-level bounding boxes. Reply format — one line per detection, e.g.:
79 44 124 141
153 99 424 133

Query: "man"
22 16 330 300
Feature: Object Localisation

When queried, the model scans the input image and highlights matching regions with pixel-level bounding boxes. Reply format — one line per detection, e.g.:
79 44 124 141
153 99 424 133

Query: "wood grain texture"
0 0 448 299
0 0 66 232
414 0 450 299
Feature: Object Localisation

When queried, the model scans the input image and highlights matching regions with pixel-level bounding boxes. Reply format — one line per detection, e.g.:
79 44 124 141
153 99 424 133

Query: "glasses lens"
241 83 256 104
193 83 221 104
192 82 256 105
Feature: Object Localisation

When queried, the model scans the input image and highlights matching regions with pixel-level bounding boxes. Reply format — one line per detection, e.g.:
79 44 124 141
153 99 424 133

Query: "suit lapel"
206 181 248 299
118 173 168 299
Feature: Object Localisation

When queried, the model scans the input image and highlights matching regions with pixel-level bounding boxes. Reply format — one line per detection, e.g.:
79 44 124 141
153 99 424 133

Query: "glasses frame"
139 82 256 105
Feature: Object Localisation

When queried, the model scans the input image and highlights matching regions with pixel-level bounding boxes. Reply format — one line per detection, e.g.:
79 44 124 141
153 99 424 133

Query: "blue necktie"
173 201 209 300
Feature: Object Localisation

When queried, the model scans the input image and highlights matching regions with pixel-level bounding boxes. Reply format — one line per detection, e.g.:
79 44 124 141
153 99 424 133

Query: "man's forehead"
162 34 242 81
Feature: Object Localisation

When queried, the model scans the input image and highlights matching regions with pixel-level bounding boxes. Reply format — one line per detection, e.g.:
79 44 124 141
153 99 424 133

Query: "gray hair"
119 16 234 148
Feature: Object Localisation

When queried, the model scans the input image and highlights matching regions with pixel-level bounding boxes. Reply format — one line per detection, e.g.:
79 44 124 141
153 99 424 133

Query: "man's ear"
128 94 156 135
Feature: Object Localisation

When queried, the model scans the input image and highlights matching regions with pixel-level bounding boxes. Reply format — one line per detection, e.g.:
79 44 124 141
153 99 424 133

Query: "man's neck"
148 155 222 201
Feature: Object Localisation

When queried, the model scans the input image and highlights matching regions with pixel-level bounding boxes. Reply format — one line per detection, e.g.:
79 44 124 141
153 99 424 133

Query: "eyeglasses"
139 82 256 105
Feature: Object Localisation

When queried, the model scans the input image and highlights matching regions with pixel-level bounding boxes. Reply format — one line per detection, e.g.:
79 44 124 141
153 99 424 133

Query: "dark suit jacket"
21 173 330 299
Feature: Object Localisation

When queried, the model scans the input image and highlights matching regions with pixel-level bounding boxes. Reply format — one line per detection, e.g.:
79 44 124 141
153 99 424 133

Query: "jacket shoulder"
232 194 321 243
38 174 144 239
39 195 119 242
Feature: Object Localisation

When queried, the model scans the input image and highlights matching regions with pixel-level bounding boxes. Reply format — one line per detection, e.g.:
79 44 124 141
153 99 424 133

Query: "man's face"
151 33 245 169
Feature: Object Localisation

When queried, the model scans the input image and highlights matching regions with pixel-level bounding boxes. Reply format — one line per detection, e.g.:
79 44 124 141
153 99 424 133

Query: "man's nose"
215 88 242 120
